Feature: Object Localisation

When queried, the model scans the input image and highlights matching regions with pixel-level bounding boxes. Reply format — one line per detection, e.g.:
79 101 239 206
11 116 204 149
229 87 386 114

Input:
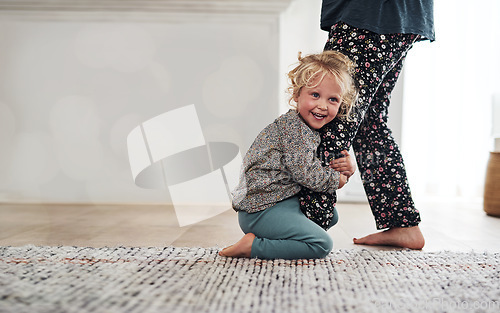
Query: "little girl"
219 51 358 260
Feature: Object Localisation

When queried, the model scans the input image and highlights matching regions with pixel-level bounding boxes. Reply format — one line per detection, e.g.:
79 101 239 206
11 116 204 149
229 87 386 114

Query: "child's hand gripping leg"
330 150 355 189
330 149 356 177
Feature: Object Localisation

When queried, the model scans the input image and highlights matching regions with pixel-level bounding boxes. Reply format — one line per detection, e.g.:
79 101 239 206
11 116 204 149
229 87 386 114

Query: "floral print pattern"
299 22 421 230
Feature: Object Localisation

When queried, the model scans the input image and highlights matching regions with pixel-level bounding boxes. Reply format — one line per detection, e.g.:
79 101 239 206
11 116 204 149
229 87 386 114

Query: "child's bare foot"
353 226 425 250
218 233 255 258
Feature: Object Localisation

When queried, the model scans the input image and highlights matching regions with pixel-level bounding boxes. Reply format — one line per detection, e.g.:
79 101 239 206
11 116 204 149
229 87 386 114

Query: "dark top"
320 0 435 41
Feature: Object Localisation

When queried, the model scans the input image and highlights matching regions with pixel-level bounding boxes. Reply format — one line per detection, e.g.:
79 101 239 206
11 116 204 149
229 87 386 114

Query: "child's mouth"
312 112 326 120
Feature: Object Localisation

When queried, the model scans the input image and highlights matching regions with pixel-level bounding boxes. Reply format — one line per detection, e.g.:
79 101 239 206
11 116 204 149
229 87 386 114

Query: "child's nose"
317 101 328 110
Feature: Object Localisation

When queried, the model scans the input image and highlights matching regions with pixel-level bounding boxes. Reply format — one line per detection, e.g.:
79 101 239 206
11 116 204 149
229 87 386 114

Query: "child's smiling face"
294 74 343 130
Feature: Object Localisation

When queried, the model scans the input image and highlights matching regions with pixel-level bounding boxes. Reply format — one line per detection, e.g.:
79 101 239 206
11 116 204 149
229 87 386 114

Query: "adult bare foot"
353 226 425 250
219 233 256 258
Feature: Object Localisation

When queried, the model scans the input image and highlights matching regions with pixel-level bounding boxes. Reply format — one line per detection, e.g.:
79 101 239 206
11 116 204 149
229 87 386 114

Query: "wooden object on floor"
484 151 500 217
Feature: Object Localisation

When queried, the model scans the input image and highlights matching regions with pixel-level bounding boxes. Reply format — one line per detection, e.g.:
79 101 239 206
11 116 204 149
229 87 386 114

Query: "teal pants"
238 196 338 260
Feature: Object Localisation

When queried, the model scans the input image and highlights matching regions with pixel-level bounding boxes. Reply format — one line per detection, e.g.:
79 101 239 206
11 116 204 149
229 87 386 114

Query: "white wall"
0 2 285 204
401 0 500 199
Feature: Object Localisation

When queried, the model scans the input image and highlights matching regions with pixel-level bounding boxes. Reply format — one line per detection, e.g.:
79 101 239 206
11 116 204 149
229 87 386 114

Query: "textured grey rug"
0 246 499 313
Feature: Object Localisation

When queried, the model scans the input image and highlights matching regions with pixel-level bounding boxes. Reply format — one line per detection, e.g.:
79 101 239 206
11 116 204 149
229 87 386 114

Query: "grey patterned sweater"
232 110 340 213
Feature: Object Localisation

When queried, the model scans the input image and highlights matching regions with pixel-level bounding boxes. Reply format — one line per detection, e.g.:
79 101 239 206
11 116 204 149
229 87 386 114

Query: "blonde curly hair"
288 51 358 120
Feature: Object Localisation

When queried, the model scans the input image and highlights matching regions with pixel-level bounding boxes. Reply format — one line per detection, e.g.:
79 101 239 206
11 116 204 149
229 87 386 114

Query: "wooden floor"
1 199 499 253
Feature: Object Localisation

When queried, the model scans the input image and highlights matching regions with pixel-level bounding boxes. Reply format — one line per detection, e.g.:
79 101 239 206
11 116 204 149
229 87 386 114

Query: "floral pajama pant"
299 22 422 230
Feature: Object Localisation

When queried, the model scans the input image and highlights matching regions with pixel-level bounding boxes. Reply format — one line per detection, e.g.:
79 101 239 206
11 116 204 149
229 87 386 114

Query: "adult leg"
299 22 424 248
351 59 424 249
221 197 336 260
353 59 420 229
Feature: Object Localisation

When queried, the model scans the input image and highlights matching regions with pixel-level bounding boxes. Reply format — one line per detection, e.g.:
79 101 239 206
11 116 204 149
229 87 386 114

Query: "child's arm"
330 150 356 178
278 111 343 194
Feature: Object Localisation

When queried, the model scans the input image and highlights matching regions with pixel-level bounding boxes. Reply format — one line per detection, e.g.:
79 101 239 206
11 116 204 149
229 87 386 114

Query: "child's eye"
312 92 320 98
329 97 339 103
